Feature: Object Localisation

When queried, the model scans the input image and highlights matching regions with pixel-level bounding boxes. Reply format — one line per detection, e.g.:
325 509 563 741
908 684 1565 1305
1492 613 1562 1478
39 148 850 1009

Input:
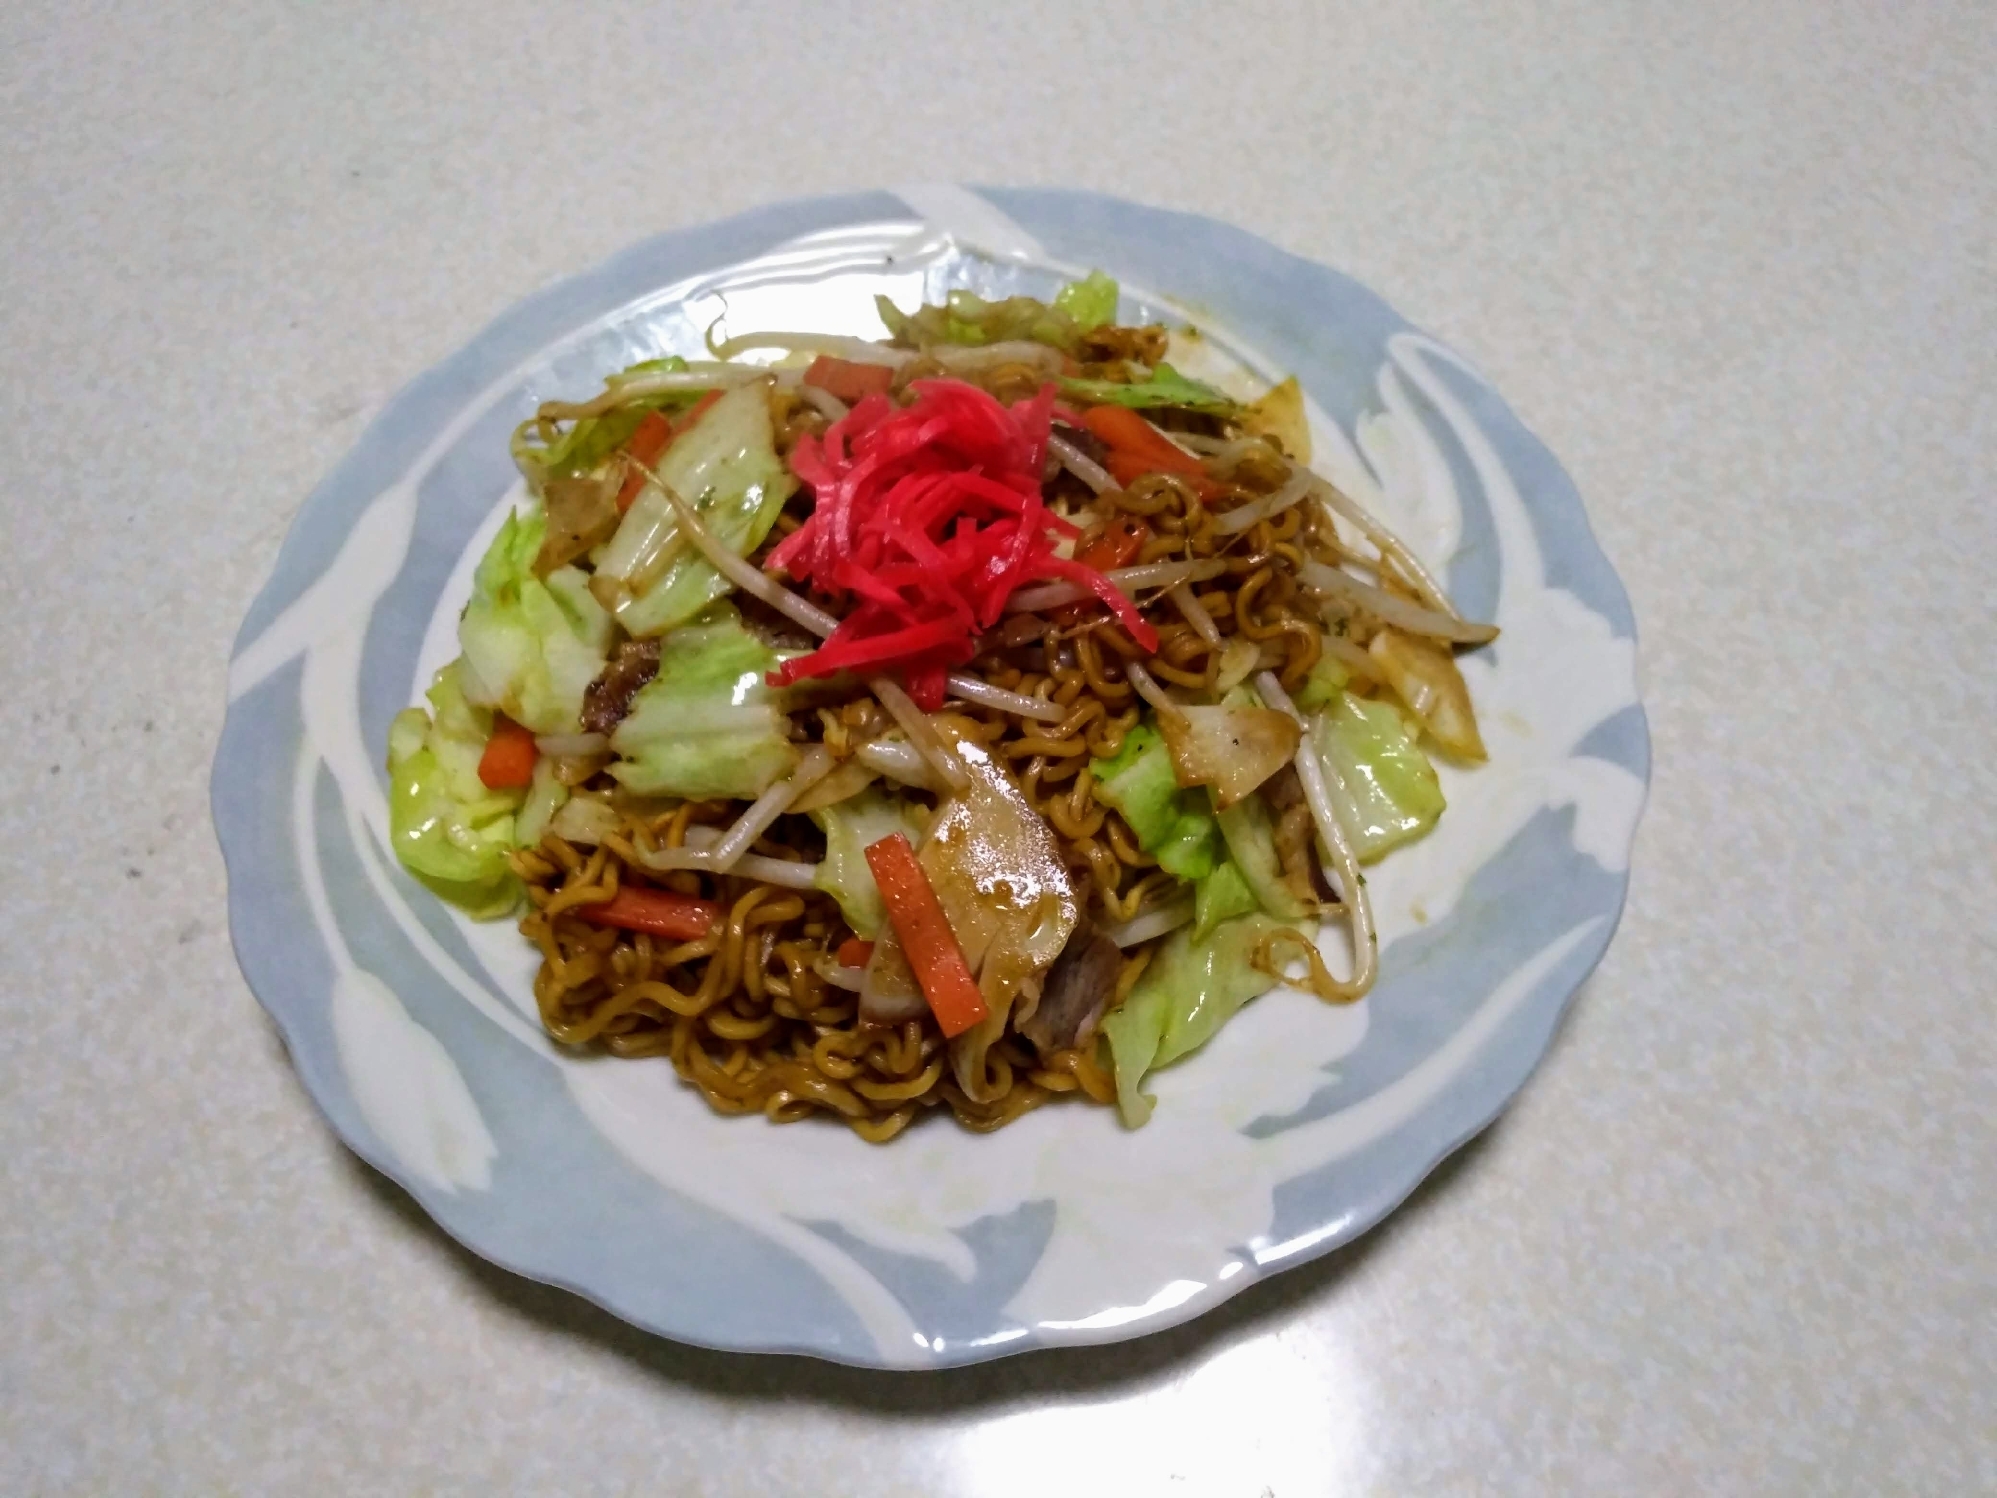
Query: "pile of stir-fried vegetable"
386 271 1498 1135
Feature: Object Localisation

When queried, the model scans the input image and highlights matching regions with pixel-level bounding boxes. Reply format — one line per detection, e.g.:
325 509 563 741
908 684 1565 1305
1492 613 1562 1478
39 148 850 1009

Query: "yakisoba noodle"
392 274 1496 1141
516 427 1394 1138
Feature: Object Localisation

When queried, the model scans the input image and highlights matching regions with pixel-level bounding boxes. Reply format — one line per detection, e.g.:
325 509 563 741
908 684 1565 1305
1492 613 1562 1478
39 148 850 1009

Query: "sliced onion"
870 676 969 791
709 330 910 367
855 738 940 789
533 731 608 758
1004 558 1227 614
814 959 867 992
1049 432 1115 494
1102 898 1196 948
1213 467 1314 536
547 795 621 846
788 758 878 814
1214 638 1261 695
1255 671 1376 998
859 937 930 1024
1369 629 1487 760
1297 558 1498 645
1167 582 1222 647
1318 634 1382 683
650 476 839 637
944 672 1065 722
704 746 833 872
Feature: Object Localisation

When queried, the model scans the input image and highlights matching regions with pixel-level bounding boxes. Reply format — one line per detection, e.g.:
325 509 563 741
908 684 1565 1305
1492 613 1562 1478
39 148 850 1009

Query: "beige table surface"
4 2 1993 1493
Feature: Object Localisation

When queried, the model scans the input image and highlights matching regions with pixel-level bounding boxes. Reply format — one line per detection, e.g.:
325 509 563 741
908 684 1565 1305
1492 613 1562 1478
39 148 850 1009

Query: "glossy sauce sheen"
919 728 1078 1023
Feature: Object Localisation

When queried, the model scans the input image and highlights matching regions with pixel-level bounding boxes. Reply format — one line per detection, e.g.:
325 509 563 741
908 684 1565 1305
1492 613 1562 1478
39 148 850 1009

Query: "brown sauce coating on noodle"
516 367 1378 1140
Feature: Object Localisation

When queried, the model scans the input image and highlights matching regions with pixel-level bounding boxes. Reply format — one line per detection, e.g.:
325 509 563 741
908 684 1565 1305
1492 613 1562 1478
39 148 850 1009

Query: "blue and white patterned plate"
212 186 1648 1368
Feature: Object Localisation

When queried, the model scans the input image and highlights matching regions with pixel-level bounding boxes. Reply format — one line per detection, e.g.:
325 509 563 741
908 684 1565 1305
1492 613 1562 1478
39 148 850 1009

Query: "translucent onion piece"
1124 412 1205 460
944 672 1065 721
1319 634 1383 683
854 738 941 789
1241 376 1312 464
546 795 621 846
1213 638 1262 696
629 839 712 873
1367 629 1488 760
859 930 930 1024
1102 898 1196 949
787 758 879 814
1157 702 1301 809
1297 558 1499 645
815 959 867 993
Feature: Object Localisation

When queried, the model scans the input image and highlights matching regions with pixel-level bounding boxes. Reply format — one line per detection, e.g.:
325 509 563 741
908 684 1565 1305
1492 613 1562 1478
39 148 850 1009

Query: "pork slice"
1019 919 1122 1055
580 638 662 736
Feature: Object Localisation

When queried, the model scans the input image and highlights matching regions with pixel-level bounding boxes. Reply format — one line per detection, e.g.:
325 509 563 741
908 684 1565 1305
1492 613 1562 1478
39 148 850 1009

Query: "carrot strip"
614 411 675 513
476 716 537 789
804 356 895 403
1080 405 1219 498
862 834 988 1039
576 886 720 941
676 389 723 432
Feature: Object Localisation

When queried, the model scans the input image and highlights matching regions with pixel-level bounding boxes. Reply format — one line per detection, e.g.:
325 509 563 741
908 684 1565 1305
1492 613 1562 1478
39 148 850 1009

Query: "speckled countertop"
3 2 1992 1492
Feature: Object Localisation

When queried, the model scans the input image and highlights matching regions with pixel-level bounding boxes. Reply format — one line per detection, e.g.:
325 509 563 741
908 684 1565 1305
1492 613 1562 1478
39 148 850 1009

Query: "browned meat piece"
1264 763 1305 814
1079 323 1169 365
1255 767 1319 906
736 593 820 654
858 928 928 1027
992 612 1049 648
580 638 662 735
1020 919 1122 1055
1046 422 1114 490
1051 423 1110 467
533 474 622 576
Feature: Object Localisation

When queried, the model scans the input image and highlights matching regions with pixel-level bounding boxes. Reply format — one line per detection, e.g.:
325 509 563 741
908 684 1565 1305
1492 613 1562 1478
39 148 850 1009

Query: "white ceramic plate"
213 186 1648 1367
